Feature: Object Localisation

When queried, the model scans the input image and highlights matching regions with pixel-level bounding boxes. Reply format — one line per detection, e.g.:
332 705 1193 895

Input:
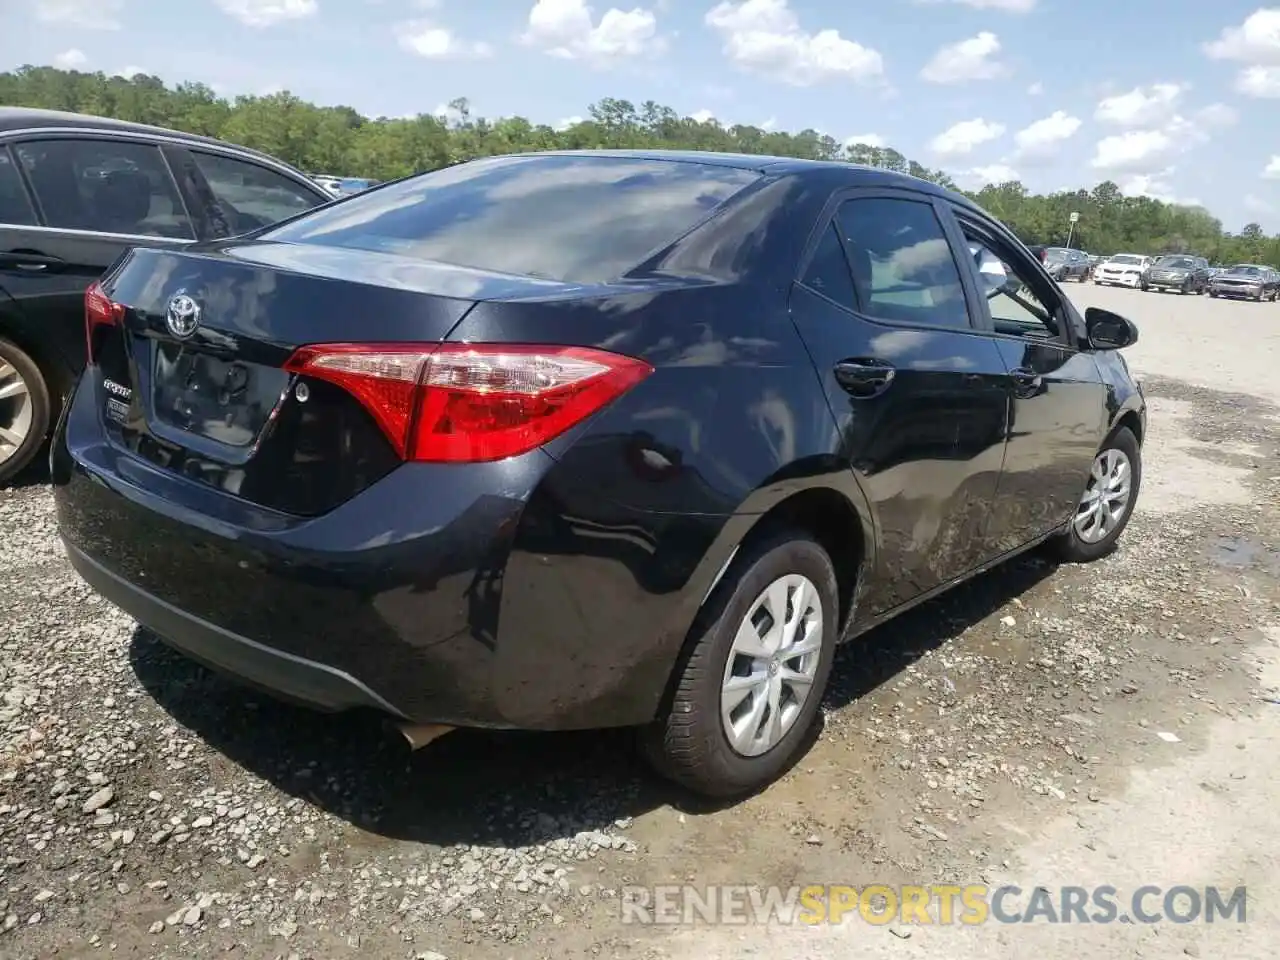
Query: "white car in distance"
1094 254 1152 289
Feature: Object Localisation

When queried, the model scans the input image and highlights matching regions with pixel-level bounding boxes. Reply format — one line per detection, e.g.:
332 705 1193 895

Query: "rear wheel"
0 338 50 486
641 531 838 798
1051 426 1141 563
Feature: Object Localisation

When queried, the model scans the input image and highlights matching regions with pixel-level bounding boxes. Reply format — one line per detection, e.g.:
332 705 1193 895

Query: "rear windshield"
263 154 761 284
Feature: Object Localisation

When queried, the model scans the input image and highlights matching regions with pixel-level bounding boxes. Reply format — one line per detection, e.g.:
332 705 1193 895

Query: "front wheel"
1051 427 1141 563
640 531 838 798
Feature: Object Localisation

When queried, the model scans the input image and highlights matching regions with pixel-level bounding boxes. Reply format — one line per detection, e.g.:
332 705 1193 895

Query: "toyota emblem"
165 292 201 339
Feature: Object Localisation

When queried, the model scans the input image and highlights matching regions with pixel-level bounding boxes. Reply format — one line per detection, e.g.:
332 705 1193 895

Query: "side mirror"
1085 307 1138 350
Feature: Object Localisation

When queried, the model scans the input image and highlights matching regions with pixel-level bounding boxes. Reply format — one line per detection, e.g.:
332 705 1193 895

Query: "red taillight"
85 281 123 364
283 343 654 463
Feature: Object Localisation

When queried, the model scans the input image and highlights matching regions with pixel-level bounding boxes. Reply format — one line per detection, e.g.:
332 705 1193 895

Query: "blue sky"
4 0 1280 231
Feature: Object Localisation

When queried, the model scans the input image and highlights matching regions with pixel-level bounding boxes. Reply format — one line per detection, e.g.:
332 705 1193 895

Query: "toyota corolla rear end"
51 152 773 732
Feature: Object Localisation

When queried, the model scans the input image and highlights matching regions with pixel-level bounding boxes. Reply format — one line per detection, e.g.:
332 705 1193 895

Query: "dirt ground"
1 283 1278 960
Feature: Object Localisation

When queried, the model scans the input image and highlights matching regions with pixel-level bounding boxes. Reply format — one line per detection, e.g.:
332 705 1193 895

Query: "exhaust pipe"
392 721 456 751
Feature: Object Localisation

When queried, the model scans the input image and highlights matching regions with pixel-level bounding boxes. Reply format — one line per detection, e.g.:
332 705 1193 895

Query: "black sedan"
52 151 1146 798
1208 263 1280 300
0 107 333 483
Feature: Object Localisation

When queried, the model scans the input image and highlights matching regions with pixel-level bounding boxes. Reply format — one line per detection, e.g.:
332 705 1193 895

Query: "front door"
950 211 1109 553
0 135 198 382
788 190 1010 617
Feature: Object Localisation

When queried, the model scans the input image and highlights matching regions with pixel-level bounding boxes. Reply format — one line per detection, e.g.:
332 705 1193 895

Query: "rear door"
948 206 1108 553
0 133 197 380
787 188 1010 616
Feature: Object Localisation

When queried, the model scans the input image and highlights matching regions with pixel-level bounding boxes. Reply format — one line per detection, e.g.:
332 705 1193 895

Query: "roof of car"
511 148 968 199
0 107 297 170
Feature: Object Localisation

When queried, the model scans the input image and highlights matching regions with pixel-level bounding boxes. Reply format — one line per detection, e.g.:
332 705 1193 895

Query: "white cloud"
956 163 1021 188
1091 129 1175 171
1205 8 1280 64
1237 64 1280 96
705 0 884 86
929 117 1005 155
396 20 493 58
1026 80 1043 95
35 0 123 29
1195 102 1239 126
690 109 716 123
213 0 318 27
554 115 584 130
433 102 467 124
1094 83 1183 126
1245 193 1274 212
844 133 886 148
759 117 778 130
1117 168 1193 204
1264 155 1280 178
113 65 149 79
522 0 664 64
1014 110 1081 158
1204 10 1280 98
920 32 1008 84
53 48 88 69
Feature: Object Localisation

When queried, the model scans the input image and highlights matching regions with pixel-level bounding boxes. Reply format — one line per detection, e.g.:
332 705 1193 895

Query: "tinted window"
263 155 760 284
190 151 321 233
835 197 969 328
14 138 192 239
799 222 856 306
0 147 36 226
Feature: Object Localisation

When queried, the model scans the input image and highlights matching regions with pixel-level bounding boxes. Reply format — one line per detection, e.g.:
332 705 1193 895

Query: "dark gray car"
1142 255 1210 294
1042 247 1091 282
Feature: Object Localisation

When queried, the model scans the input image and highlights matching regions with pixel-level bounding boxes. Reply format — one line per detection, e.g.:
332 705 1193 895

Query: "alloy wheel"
720 574 823 757
1073 448 1133 544
0 357 33 468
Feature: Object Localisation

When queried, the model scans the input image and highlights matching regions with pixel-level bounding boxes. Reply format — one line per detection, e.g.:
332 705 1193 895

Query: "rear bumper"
1210 286 1261 298
52 377 723 731
65 542 401 715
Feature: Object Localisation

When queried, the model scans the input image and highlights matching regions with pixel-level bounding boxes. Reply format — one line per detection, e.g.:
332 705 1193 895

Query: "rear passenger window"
0 148 36 225
799 222 856 307
835 198 970 329
189 150 321 233
13 138 193 239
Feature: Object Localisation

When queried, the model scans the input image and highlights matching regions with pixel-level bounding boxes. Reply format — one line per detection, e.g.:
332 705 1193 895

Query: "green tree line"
3 65 1277 266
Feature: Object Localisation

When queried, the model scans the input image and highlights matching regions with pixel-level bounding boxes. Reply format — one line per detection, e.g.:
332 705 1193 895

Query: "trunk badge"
165 292 201 339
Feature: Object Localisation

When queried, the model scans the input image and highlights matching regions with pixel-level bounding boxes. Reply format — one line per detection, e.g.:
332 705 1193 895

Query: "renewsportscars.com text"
619 884 1248 926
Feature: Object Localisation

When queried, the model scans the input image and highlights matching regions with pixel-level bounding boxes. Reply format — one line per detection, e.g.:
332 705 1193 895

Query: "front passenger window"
835 198 970 329
964 232 1059 339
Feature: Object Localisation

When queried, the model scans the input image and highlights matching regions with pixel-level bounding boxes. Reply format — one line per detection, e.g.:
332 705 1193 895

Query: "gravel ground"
2 284 1278 959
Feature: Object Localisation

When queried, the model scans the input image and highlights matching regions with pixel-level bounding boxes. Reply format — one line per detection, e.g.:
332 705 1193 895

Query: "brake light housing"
84 281 123 364
283 343 654 463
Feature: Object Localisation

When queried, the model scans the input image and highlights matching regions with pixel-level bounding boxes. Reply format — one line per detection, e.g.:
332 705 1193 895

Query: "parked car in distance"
1208 263 1280 300
1042 246 1092 282
1094 253 1152 288
53 150 1147 798
0 107 333 483
1142 254 1211 294
310 174 343 197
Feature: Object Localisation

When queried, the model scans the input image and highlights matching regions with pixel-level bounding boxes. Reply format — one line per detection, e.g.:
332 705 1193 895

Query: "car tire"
1209 290 1218 298
640 530 839 798
0 337 51 487
1050 426 1141 564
